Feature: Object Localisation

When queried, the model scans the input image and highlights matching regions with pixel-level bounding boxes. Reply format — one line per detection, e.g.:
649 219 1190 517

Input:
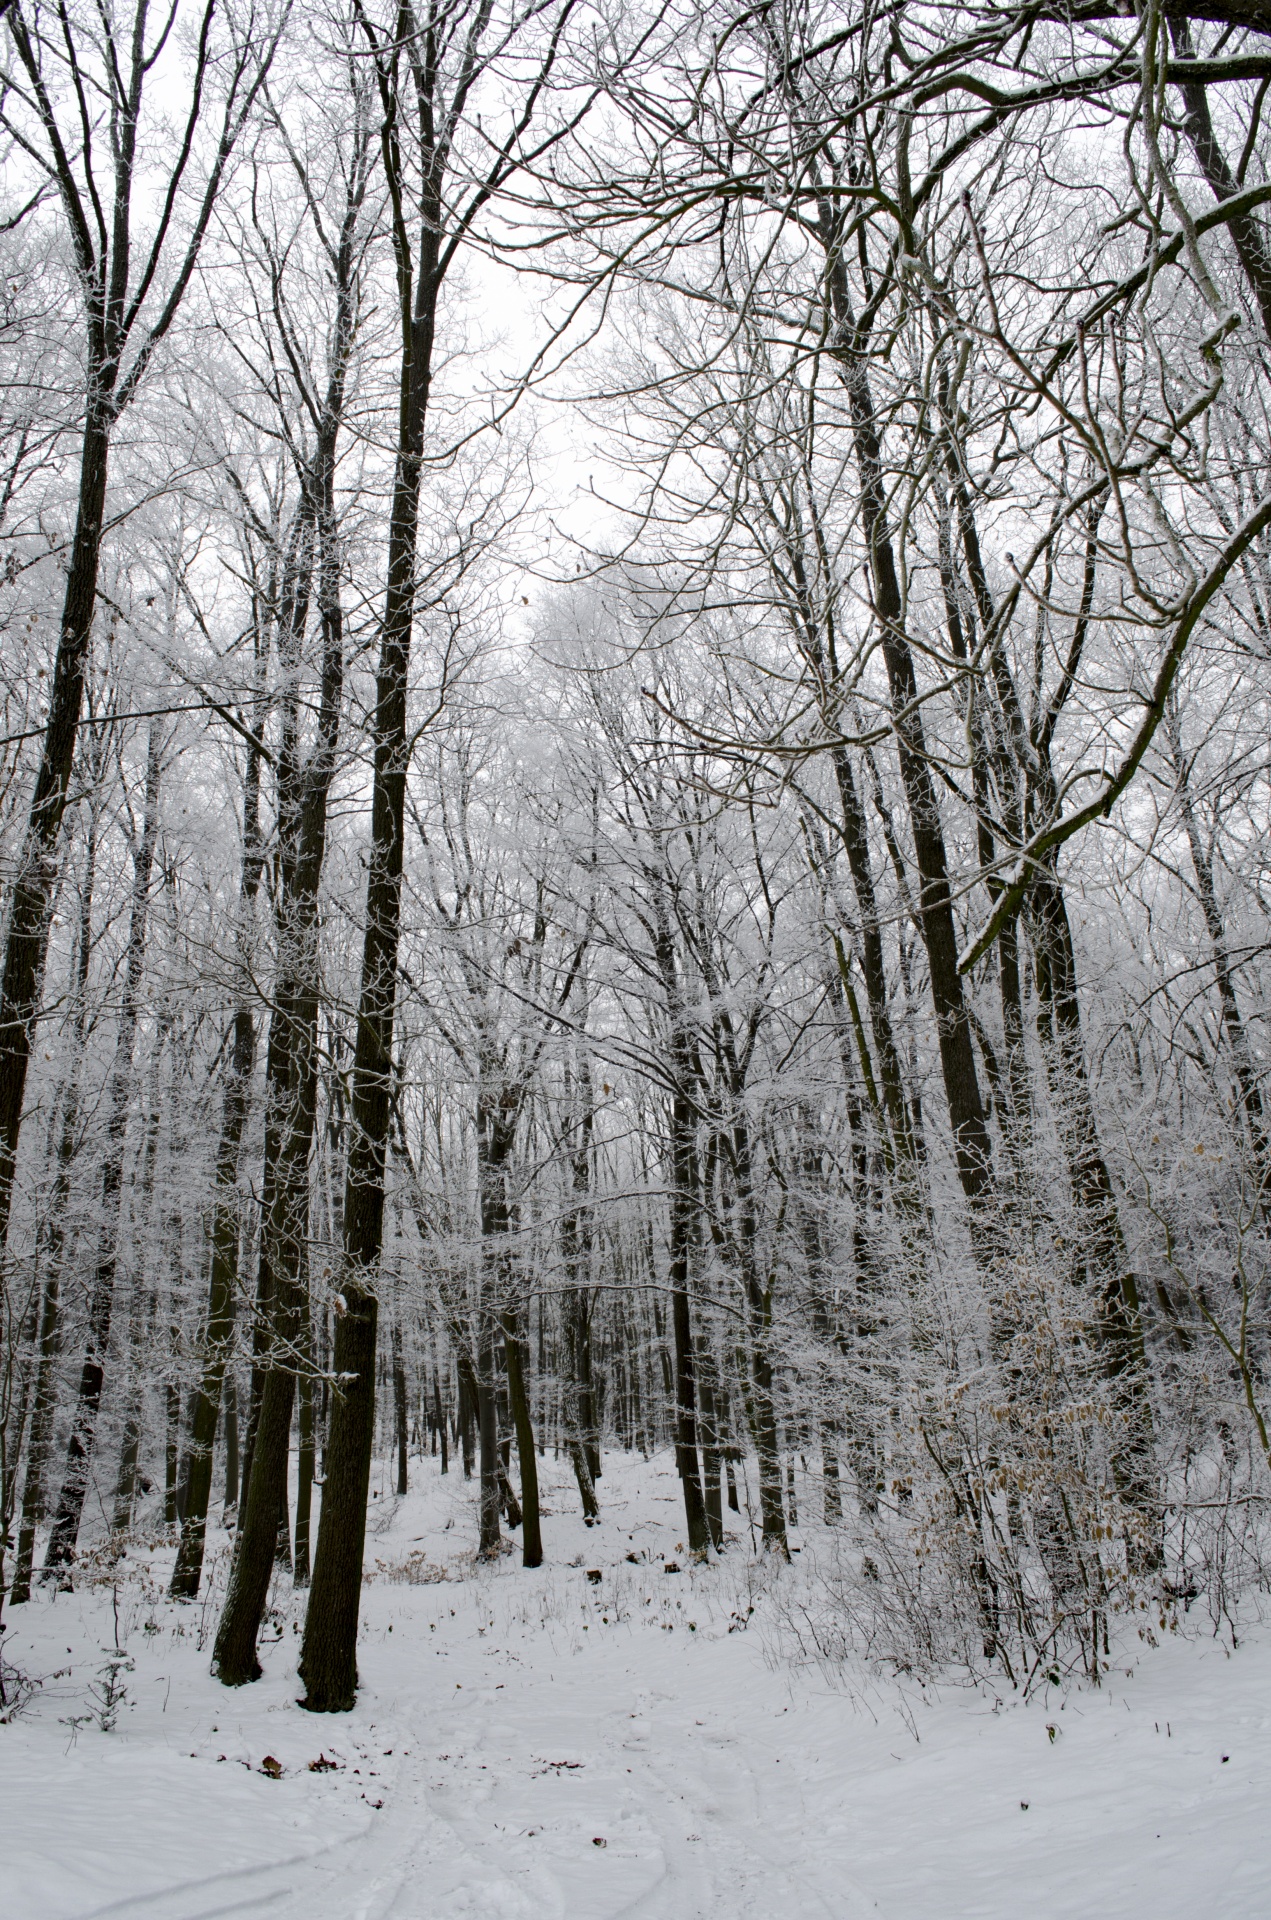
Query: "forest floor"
1 1448 1267 1918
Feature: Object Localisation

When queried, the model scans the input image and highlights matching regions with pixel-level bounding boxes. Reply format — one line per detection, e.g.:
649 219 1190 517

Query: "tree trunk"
224 1364 240 1514
8 1266 61 1607
298 31 440 1707
8 810 98 1606
458 1357 476 1479
561 1066 600 1519
1171 17 1271 345
719 1098 788 1556
213 399 347 1670
170 710 263 1597
392 1314 409 1497
697 1345 724 1550
822 240 994 1226
503 1313 542 1567
433 1367 449 1474
1027 868 1157 1538
111 1044 165 1540
0 409 110 1264
474 1326 503 1558
169 998 258 1594
43 721 161 1578
294 1333 315 1588
212 1036 319 1679
1170 718 1267 1163
653 905 711 1557
668 1104 710 1557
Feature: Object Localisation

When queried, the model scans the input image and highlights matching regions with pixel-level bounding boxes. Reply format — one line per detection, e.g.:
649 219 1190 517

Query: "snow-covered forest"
2 1 1271 1911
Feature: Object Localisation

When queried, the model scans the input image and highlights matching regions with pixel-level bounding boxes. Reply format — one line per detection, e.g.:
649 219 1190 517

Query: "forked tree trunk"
213 339 351 1671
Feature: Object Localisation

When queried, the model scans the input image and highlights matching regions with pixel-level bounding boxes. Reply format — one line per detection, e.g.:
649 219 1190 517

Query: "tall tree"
299 0 583 1712
209 56 371 1665
0 0 285 1265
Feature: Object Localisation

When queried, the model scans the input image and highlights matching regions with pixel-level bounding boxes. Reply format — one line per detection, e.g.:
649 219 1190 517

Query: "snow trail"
3 1450 1267 1917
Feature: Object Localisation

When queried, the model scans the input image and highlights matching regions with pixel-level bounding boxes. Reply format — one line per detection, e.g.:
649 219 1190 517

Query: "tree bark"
819 223 995 1225
211 235 353 1659
668 1083 711 1558
8 800 98 1606
169 1003 258 1593
0 411 110 1264
1170 715 1267 1163
43 722 161 1578
0 0 279 1265
294 1315 316 1588
391 1312 409 1497
502 1312 542 1567
561 1060 600 1519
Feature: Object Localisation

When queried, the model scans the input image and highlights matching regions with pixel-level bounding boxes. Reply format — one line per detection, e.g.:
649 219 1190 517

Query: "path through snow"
1 1450 1267 1918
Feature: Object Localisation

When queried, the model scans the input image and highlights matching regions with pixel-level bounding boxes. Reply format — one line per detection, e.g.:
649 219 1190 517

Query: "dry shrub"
367 1548 451 1585
779 1262 1170 1691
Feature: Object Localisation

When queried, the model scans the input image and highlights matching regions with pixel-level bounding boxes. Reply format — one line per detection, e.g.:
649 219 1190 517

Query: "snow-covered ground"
2 1449 1267 1918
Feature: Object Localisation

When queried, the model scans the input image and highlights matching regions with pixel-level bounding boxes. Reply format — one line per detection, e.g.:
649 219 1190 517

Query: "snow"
2 1450 1268 1918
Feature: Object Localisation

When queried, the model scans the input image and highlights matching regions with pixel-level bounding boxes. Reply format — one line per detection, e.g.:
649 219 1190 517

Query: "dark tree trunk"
668 1094 710 1558
0 4 277 1271
433 1367 449 1474
458 1358 476 1479
712 1064 787 1557
503 1313 542 1567
1171 17 1271 345
110 1057 164 1543
298 18 442 1708
475 1327 503 1558
651 903 711 1557
8 1266 62 1607
561 1064 600 1519
392 1315 409 1497
820 232 994 1227
213 285 350 1670
164 1382 181 1526
0 410 110 1264
1028 869 1157 1529
212 1013 321 1679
